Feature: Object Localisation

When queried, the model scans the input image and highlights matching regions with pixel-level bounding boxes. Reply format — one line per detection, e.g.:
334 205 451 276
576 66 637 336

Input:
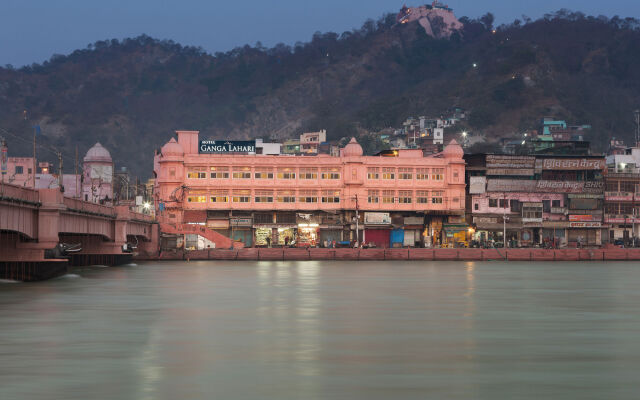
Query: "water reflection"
0 261 639 400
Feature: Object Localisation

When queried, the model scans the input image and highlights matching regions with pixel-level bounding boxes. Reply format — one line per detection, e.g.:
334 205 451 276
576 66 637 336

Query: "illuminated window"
232 167 251 179
255 190 274 203
367 167 379 179
431 168 444 181
277 190 296 203
398 168 413 180
187 167 206 179
321 167 340 180
187 195 207 203
321 190 340 203
432 190 444 204
399 190 412 204
232 190 250 203
382 190 395 204
298 190 318 203
417 190 429 204
382 167 395 180
368 190 379 203
210 190 228 203
210 166 229 179
277 168 296 179
254 168 274 179
416 168 429 180
299 168 318 179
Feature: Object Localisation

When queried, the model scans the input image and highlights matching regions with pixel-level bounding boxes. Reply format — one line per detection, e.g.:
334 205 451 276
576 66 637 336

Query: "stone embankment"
137 247 640 262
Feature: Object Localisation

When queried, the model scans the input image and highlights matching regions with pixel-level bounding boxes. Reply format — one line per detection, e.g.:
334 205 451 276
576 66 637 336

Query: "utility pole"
355 194 359 247
503 192 507 248
32 127 36 189
635 109 640 147
75 146 79 199
1 137 7 196
57 151 63 192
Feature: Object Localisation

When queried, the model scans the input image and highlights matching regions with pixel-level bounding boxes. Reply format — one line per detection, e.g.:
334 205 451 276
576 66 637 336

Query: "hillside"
1 10 640 177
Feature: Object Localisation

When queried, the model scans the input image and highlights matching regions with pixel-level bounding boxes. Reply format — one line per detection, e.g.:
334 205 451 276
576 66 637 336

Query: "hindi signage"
569 221 602 228
364 212 391 225
199 140 256 154
569 215 595 222
486 155 535 169
542 158 605 170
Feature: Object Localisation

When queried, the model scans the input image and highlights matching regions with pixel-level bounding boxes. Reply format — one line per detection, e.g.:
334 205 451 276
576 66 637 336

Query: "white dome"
84 142 112 162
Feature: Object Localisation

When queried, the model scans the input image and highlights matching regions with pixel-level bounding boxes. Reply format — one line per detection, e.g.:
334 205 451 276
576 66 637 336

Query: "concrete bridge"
1 183 158 279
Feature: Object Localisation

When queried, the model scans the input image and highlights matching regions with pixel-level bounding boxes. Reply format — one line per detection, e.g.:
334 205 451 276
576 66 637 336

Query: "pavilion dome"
84 142 112 163
343 137 363 157
161 138 184 157
442 139 464 159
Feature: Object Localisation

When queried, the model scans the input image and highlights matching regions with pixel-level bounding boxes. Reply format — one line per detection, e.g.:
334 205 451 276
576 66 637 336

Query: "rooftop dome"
343 137 363 157
84 142 112 162
442 139 464 159
161 137 184 156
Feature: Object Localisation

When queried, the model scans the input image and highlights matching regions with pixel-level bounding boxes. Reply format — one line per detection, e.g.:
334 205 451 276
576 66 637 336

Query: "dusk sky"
1 0 638 67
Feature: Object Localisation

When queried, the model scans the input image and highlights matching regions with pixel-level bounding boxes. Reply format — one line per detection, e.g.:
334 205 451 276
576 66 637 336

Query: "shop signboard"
542 158 605 170
569 215 595 222
364 212 391 225
536 180 604 194
486 179 536 192
469 176 486 194
486 155 535 169
550 207 566 214
569 221 602 228
230 217 252 227
207 219 230 229
604 192 634 201
604 217 640 224
403 216 424 225
199 140 256 154
486 168 534 176
473 217 498 224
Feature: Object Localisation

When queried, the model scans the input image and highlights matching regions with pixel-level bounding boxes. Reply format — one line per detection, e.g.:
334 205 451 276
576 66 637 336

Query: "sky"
1 0 639 67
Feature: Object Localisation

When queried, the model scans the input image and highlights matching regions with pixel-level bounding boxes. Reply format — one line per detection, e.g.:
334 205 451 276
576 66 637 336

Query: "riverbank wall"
137 247 640 262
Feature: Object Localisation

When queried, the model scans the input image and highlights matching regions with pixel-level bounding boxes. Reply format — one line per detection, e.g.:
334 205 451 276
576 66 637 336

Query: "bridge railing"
0 183 39 204
63 197 116 217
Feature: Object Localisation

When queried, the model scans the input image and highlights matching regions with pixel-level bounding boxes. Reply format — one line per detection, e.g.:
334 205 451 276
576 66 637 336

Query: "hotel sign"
542 158 605 170
199 140 256 154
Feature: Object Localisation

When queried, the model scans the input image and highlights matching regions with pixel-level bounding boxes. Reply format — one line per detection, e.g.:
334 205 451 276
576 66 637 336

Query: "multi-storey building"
154 130 466 248
465 154 606 247
604 146 640 244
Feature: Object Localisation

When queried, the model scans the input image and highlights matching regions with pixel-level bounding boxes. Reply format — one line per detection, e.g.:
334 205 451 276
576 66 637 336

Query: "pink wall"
155 131 466 224
471 193 565 220
4 157 35 187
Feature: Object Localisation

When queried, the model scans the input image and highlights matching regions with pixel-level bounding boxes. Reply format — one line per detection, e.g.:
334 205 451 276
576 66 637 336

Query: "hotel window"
232 190 250 203
321 190 340 203
382 168 395 180
299 168 318 179
299 190 318 203
367 167 379 180
489 198 498 207
277 168 296 179
187 167 207 179
254 168 274 179
552 200 561 207
321 167 340 180
169 168 176 178
417 190 429 204
382 190 395 204
453 171 459 181
210 166 229 179
399 168 413 180
277 190 296 203
399 190 412 204
15 166 24 174
232 167 251 179
416 168 429 180
255 190 274 203
431 168 444 181
187 194 207 203
210 190 228 203
432 191 444 204
368 190 379 203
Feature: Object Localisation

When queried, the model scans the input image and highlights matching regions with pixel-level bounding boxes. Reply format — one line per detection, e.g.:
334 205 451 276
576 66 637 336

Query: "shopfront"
403 216 424 247
568 221 601 246
319 226 343 246
364 212 392 248
297 224 319 247
277 227 296 246
230 217 253 247
254 227 272 247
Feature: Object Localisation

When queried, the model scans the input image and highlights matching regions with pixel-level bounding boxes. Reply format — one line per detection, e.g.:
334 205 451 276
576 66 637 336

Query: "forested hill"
1 10 640 177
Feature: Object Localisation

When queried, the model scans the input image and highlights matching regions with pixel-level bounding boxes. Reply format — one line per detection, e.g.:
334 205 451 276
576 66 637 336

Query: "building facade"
154 131 467 248
466 154 606 247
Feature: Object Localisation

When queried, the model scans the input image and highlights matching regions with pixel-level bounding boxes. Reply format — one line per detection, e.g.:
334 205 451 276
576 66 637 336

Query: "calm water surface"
1 261 640 399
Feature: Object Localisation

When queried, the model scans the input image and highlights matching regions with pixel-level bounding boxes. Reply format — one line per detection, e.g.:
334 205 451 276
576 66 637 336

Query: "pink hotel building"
154 130 467 248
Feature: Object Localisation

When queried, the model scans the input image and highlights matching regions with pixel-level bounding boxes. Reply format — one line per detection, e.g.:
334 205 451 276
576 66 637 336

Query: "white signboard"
364 212 391 225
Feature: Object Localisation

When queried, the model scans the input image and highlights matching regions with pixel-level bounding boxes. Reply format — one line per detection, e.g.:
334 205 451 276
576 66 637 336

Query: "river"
1 261 639 399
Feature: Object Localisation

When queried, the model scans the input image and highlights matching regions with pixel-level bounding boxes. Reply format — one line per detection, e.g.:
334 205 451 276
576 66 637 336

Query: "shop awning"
443 224 468 233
